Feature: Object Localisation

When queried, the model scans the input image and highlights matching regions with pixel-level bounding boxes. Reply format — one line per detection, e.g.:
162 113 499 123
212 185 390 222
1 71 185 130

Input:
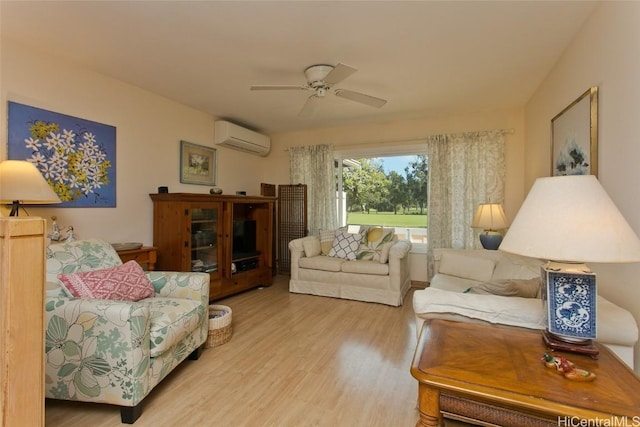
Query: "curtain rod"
284 128 515 152
334 128 515 153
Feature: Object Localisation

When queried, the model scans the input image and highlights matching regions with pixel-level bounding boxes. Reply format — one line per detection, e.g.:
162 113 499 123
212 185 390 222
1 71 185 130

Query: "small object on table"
48 216 61 241
542 353 596 382
48 216 75 242
64 226 75 242
111 242 144 251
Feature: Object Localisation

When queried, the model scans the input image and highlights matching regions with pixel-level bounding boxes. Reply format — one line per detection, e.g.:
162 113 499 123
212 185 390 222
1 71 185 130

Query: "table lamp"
500 175 640 356
471 203 509 250
0 160 61 216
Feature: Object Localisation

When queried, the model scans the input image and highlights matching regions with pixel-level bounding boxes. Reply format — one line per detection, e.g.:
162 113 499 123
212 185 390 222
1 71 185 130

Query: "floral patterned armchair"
45 239 209 423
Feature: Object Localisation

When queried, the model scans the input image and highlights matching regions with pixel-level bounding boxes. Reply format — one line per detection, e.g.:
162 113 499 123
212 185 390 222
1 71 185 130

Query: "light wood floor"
45 276 472 426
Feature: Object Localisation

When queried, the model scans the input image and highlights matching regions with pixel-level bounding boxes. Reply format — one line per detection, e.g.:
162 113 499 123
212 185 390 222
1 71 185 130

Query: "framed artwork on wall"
7 101 117 207
551 87 598 177
180 140 216 185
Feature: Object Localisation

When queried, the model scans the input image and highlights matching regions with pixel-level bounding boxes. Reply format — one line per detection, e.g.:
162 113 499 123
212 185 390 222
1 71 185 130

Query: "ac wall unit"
214 120 270 156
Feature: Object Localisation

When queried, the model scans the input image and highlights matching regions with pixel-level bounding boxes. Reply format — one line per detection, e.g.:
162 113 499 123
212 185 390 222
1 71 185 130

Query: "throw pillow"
466 278 541 298
302 238 322 258
319 226 347 255
58 260 155 301
328 231 362 260
378 241 395 264
356 227 395 261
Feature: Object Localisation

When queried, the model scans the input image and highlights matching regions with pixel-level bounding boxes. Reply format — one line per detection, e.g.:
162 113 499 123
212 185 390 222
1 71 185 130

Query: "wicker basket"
206 305 232 348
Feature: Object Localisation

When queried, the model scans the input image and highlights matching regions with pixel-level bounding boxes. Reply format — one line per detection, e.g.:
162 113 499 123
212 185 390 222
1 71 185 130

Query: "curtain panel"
426 130 506 276
289 144 338 236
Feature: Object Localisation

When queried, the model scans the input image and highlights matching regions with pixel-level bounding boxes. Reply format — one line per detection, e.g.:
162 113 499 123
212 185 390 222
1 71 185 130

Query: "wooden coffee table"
411 320 640 427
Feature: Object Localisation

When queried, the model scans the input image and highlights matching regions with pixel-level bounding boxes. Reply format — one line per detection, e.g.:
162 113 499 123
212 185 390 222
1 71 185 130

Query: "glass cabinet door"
190 205 219 277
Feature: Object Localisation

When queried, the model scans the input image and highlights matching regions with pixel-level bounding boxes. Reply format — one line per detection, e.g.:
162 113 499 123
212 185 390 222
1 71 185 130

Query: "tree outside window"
340 154 428 245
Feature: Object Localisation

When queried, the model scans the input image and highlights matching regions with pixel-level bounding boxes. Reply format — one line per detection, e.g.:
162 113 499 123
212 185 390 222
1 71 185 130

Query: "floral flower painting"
8 102 116 207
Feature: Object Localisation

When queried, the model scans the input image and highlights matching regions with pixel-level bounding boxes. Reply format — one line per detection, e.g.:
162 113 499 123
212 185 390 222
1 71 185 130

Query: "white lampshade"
500 175 640 263
471 203 509 231
0 160 61 208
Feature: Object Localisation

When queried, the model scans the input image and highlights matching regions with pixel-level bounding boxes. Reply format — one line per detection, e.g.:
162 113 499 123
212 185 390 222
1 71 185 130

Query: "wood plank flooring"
45 276 471 426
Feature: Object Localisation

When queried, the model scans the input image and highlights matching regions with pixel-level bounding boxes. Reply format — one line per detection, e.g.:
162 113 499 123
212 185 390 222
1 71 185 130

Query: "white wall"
524 1 640 372
0 38 271 244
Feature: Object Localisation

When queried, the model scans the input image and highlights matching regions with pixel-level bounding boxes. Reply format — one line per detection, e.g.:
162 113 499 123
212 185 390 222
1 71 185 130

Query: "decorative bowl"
111 242 143 251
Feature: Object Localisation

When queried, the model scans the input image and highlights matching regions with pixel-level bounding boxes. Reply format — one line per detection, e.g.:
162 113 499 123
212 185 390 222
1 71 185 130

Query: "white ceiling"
1 1 598 135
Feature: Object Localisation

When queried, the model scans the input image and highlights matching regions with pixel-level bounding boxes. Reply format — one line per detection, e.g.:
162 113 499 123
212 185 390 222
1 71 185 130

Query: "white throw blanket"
413 287 547 330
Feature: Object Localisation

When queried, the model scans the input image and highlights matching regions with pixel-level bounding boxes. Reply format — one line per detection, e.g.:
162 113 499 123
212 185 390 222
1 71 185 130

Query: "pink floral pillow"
58 261 155 301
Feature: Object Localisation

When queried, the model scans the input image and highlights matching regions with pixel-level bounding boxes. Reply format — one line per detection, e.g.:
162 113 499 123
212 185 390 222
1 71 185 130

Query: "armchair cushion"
340 259 389 276
143 297 203 357
299 255 344 272
58 261 154 301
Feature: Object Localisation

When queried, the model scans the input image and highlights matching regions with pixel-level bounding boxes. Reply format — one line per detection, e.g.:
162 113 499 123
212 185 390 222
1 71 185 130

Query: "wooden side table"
116 246 157 271
411 320 640 427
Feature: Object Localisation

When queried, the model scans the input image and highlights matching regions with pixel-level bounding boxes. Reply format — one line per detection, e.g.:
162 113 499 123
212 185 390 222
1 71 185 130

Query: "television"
232 219 258 259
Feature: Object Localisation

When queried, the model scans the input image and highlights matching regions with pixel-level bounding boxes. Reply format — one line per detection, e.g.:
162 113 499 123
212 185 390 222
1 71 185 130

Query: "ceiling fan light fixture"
250 62 387 116
304 64 334 85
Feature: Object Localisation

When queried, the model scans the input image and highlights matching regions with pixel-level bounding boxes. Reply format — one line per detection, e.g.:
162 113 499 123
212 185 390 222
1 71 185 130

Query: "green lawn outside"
347 211 427 228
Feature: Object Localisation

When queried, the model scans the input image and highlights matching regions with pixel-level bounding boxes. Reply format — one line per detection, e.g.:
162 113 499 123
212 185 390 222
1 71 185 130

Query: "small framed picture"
551 87 598 177
180 140 216 185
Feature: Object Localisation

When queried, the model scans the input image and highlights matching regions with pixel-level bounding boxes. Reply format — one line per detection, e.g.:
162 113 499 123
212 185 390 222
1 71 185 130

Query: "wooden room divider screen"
277 184 307 272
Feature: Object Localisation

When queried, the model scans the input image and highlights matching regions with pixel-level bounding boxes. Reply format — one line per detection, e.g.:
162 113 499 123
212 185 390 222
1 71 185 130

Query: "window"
335 145 428 252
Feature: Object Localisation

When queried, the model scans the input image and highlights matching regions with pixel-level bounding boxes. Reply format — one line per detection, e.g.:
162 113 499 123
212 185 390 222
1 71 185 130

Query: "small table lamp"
500 175 640 356
471 203 509 250
0 160 61 216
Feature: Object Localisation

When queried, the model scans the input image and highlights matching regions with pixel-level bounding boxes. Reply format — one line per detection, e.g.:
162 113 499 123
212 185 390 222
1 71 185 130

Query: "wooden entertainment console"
150 193 275 300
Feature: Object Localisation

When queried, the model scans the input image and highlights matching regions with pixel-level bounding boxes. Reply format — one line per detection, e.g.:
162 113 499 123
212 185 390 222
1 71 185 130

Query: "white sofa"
288 235 412 306
413 248 639 368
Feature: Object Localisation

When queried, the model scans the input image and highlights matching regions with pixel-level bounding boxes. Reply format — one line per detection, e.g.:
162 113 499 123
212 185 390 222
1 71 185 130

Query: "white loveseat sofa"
413 248 639 368
289 234 412 306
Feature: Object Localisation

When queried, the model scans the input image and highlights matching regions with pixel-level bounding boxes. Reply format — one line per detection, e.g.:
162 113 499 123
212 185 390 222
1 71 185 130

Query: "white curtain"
426 130 506 275
289 144 338 235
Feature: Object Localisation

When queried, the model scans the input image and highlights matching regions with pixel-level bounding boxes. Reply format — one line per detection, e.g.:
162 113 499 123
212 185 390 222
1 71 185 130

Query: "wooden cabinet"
150 193 275 300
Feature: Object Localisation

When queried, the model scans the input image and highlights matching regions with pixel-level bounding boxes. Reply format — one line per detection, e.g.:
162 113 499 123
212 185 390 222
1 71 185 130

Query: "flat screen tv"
232 219 258 259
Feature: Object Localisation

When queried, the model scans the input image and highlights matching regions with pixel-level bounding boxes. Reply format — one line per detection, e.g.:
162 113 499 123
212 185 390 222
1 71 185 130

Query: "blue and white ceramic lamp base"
543 265 597 340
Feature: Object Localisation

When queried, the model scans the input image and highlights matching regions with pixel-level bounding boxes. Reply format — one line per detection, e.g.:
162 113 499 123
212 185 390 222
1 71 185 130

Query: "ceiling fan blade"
299 95 322 117
334 89 387 108
323 63 357 85
250 85 307 91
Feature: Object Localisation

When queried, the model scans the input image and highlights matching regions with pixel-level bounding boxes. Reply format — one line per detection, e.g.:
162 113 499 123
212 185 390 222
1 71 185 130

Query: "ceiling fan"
250 63 387 116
